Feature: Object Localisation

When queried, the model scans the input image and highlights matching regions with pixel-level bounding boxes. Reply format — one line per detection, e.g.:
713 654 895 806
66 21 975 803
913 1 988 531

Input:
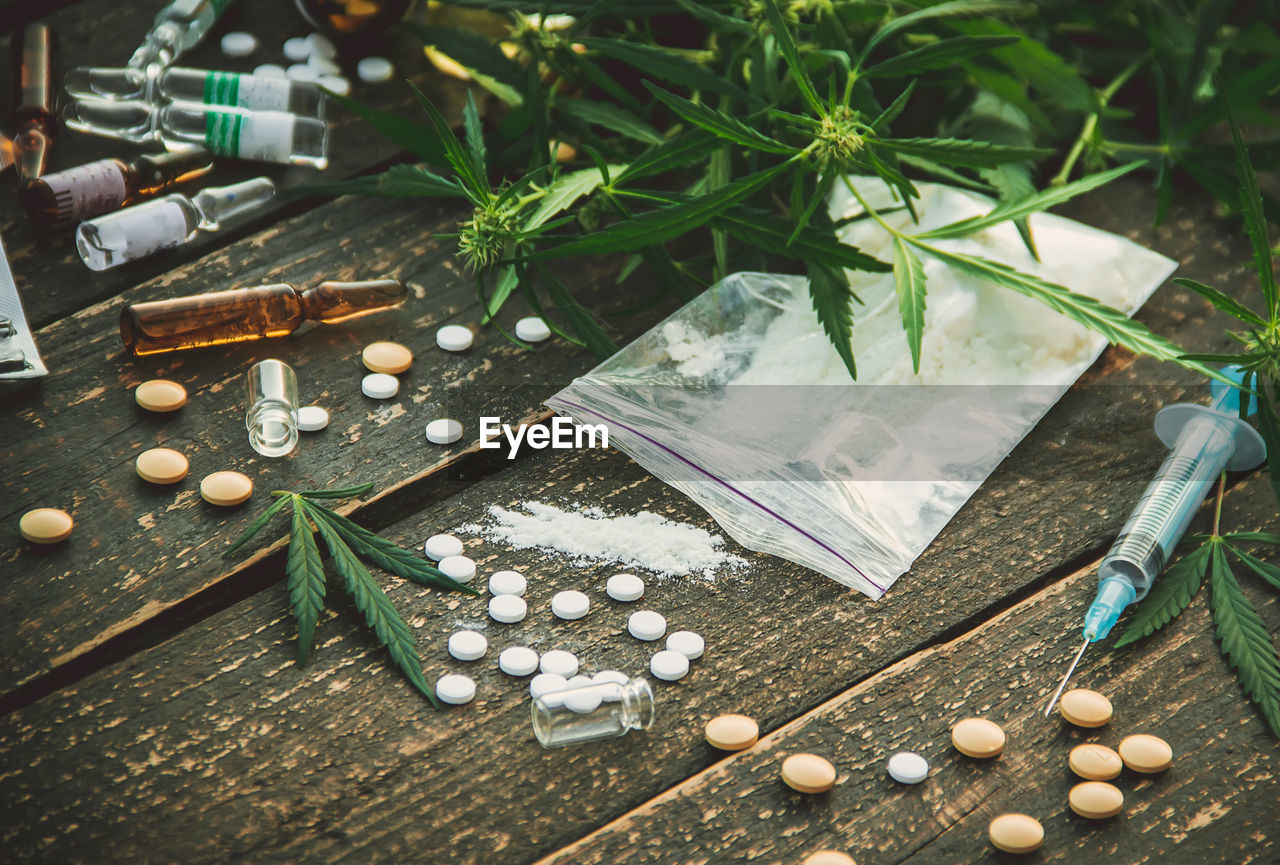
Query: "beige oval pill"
988 813 1044 854
135 447 189 484
1059 688 1113 727
19 508 73 543
135 379 188 412
705 714 759 751
1118 734 1173 773
781 753 837 794
951 717 1006 758
362 341 413 374
1069 781 1124 819
200 471 254 506
1068 743 1122 780
802 852 856 865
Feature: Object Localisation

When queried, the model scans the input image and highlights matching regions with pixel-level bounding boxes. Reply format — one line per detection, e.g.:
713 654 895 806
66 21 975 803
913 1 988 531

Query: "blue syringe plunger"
1083 577 1138 641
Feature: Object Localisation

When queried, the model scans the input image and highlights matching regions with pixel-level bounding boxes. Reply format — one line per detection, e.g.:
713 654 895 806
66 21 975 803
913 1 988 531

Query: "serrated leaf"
462 90 488 181
1114 543 1211 647
1223 88 1278 318
409 82 490 202
535 263 619 360
644 82 797 155
1227 545 1280 592
291 164 466 200
580 37 763 109
863 35 1018 79
870 80 916 131
560 98 663 145
857 0 1020 65
788 170 837 245
614 130 720 184
296 483 376 499
892 235 928 373
951 20 1095 112
1173 277 1267 327
525 165 619 232
1257 384 1280 505
1208 545 1280 737
714 206 890 275
299 500 439 708
1225 532 1280 546
761 0 822 113
402 22 524 105
481 265 519 324
673 0 753 34
808 259 858 380
286 498 326 663
222 495 291 557
324 90 449 166
878 136 1053 168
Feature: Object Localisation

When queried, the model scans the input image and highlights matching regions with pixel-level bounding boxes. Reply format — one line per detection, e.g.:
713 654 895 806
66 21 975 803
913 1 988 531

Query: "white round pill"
606 573 644 602
221 31 258 57
499 646 539 676
297 405 329 431
447 630 488 661
565 675 592 689
361 372 398 399
308 54 342 76
438 555 477 582
426 418 463 444
488 594 527 623
666 630 705 660
539 649 579 678
515 316 551 343
628 610 667 641
283 36 310 61
305 32 337 59
650 650 689 681
551 590 590 620
530 672 567 699
254 63 287 78
435 673 476 705
591 670 628 686
488 570 527 596
357 56 395 83
318 75 350 96
887 751 930 784
286 63 321 83
423 533 464 560
436 324 474 352
563 680 602 714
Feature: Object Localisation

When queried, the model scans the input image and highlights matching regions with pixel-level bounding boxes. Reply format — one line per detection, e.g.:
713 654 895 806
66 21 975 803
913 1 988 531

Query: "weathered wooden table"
1 3 1276 863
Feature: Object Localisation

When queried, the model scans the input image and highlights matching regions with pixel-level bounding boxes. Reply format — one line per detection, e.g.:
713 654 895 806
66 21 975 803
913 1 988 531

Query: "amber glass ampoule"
14 23 55 180
19 147 214 228
119 280 407 356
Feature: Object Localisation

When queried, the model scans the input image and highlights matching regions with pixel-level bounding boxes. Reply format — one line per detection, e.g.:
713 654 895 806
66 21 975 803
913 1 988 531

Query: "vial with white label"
245 359 299 457
531 677 655 749
129 0 237 69
64 66 326 118
75 176 275 271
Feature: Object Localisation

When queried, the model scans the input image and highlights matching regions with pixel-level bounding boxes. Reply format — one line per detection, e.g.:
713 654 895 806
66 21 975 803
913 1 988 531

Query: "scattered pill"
447 630 488 661
19 507 73 544
318 75 351 96
435 673 476 705
361 372 399 399
515 316 551 343
283 36 310 61
781 753 837 794
307 54 342 76
488 569 527 596
357 55 395 83
438 555 477 582
563 681 603 714
627 610 666 641
488 594 527 623
135 378 187 412
886 751 929 785
200 471 253 507
591 670 628 686
539 649 579 678
1118 734 1173 773
666 630 704 660
362 341 413 374
551 589 590 620
1068 781 1124 819
436 324 474 352
297 405 330 431
650 649 689 681
704 714 758 751
988 814 1044 854
606 572 644 602
529 672 567 699
135 447 189 484
286 63 321 83
254 63 287 78
498 646 539 676
426 418 463 444
423 533 464 560
220 31 257 57
305 32 337 59
802 853 856 865
951 717 1006 758
1059 688 1113 728
1068 743 1123 781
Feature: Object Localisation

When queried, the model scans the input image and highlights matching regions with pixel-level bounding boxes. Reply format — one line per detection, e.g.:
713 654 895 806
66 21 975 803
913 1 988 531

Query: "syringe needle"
1044 637 1091 717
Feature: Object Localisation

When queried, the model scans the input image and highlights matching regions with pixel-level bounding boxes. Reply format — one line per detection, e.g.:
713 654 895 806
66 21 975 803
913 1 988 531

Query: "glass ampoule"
64 66 326 119
19 147 214 228
129 0 236 69
118 279 408 355
531 678 655 748
14 23 55 180
75 176 275 271
246 359 299 458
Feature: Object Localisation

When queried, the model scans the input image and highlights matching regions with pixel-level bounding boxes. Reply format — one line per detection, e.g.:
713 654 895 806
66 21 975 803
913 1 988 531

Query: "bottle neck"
299 279 407 324
620 679 656 730
128 147 215 197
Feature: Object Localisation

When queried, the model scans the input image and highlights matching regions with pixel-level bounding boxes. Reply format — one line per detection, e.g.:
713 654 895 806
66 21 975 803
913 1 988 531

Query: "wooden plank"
537 479 1279 865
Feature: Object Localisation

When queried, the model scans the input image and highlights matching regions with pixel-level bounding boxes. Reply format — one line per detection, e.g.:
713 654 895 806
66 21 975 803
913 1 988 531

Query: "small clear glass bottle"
130 0 236 69
245 359 299 458
531 678 655 748
64 66 326 119
14 23 55 181
75 176 275 271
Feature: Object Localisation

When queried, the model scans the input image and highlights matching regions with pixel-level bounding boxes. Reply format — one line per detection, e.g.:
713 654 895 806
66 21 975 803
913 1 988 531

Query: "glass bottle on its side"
64 66 326 119
531 678 656 748
130 0 236 69
119 279 408 355
19 147 214 228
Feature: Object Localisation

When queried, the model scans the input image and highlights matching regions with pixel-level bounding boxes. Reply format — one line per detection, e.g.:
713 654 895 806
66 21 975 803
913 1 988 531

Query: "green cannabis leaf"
286 502 325 663
1114 543 1211 648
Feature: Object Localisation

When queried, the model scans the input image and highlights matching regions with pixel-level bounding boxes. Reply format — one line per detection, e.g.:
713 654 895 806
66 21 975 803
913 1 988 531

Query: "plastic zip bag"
547 178 1177 597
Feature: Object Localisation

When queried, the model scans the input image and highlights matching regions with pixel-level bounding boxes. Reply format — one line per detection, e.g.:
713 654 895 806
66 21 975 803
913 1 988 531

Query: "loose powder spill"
462 501 746 579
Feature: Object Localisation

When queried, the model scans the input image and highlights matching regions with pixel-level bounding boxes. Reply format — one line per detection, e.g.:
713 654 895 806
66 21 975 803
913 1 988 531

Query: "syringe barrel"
1098 415 1236 599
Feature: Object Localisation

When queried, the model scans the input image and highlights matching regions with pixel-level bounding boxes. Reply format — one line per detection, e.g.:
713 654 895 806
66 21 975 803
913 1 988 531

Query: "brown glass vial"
14 23 55 181
20 147 215 229
294 0 412 34
119 279 407 356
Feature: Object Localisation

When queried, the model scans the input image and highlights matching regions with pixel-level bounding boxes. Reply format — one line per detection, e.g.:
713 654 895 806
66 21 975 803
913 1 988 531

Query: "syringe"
1044 366 1267 715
